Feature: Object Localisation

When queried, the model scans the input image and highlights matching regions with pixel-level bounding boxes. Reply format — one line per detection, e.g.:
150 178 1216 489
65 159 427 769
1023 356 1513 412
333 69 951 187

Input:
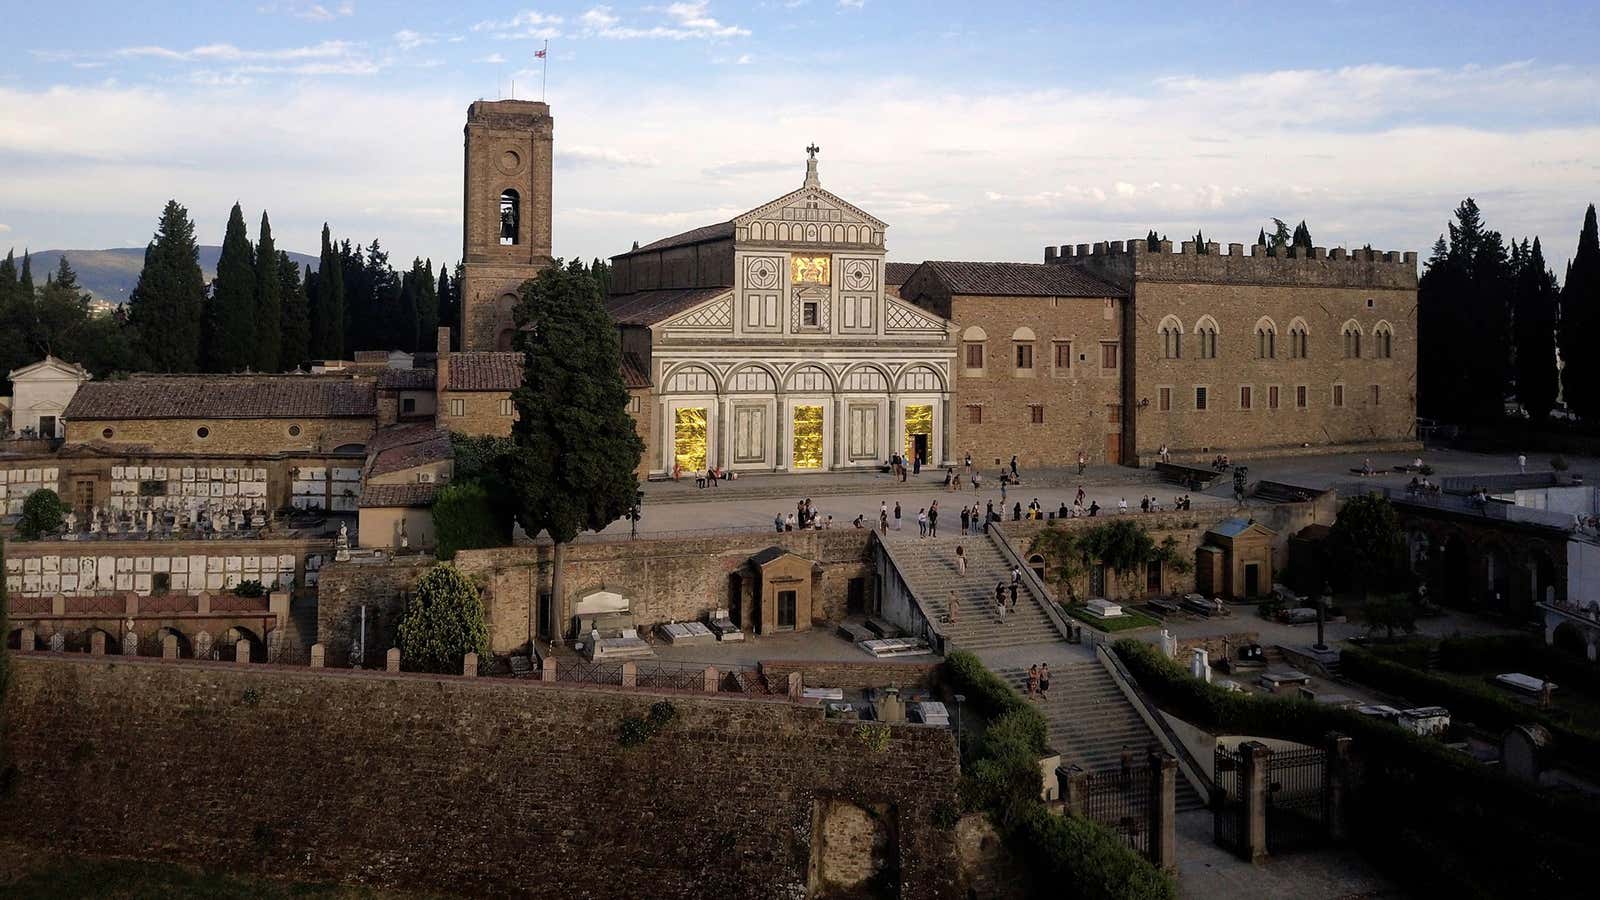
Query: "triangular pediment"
735 184 886 230
660 292 735 331
884 298 949 333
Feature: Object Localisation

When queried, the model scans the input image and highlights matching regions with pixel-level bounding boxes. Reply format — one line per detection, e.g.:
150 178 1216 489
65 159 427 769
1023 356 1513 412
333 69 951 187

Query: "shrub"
232 579 265 598
944 650 1048 754
855 723 892 753
1011 804 1176 900
432 480 513 560
1551 454 1570 472
396 563 490 674
16 489 64 540
620 700 678 748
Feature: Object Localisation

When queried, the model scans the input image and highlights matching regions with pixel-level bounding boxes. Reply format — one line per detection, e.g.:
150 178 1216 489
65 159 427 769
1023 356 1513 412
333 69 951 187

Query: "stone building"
606 149 956 479
3 356 91 439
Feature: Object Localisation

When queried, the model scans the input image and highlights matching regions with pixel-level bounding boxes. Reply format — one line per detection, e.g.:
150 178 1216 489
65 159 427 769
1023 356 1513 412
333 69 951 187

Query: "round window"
102 428 114 439
288 424 302 437
196 426 210 439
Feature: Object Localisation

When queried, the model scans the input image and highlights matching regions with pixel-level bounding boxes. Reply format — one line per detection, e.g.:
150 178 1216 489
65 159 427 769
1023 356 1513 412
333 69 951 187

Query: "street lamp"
953 693 966 758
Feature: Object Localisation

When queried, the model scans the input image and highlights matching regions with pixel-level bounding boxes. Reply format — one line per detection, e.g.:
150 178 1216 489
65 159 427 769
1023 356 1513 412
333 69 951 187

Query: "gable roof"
915 261 1124 298
734 182 887 230
446 352 522 392
1208 517 1275 539
367 429 453 478
358 482 439 509
619 221 736 258
606 286 732 327
885 262 920 286
621 352 651 390
64 375 376 420
8 355 91 383
377 368 436 390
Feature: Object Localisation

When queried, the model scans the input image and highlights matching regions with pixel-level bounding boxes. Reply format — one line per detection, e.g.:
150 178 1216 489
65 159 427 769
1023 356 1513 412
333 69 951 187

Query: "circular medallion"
498 149 522 174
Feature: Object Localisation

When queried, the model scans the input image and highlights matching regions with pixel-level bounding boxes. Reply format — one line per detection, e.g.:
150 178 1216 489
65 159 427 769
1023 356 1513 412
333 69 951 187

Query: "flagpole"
541 39 548 101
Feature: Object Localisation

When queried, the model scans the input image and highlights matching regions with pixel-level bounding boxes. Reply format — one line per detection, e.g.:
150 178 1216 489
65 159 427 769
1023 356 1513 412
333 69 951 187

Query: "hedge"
1114 638 1592 899
1436 634 1600 699
943 650 1173 900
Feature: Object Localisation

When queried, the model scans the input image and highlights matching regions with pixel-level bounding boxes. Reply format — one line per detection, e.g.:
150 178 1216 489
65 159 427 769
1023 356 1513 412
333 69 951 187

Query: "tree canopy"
1560 205 1600 421
128 200 206 372
1328 494 1409 600
202 202 257 371
396 563 490 673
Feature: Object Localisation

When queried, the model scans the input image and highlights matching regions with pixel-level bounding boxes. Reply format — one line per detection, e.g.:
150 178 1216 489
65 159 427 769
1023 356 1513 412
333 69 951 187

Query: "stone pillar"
235 638 251 665
703 665 719 693
621 661 638 688
1062 766 1088 817
90 631 106 656
1240 741 1272 863
1325 732 1353 842
541 657 557 682
124 592 139 616
386 647 401 673
269 590 290 625
787 671 802 699
310 643 325 668
1149 752 1178 873
18 627 35 653
162 634 178 660
197 591 212 615
51 593 66 616
463 652 479 677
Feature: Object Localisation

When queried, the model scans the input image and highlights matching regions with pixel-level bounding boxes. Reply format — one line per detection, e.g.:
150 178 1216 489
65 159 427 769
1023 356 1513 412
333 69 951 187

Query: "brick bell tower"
461 99 554 351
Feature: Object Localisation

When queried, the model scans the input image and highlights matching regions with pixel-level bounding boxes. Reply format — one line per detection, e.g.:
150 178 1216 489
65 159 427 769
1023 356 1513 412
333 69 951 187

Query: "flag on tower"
535 48 546 58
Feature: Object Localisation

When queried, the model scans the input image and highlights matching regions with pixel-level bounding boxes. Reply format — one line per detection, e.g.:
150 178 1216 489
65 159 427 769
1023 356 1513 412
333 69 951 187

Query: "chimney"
435 326 451 423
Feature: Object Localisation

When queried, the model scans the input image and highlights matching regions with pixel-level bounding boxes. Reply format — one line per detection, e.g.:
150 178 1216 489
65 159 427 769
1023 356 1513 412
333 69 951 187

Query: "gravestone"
1190 648 1211 683
122 631 139 656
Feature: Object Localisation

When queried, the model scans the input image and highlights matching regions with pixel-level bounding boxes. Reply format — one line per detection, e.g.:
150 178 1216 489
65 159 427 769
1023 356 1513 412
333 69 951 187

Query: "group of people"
1134 494 1193 513
872 499 945 537
1025 662 1052 700
776 498 832 531
1209 454 1233 471
671 462 739 488
1405 476 1443 496
887 451 920 481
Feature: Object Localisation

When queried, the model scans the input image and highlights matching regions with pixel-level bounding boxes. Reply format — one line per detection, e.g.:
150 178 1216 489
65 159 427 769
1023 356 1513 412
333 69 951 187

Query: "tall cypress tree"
202 203 257 372
397 265 420 352
1513 237 1560 422
1418 199 1513 425
18 251 34 300
1560 205 1600 422
254 212 283 372
0 251 26 393
129 200 206 372
1291 220 1313 251
310 225 345 360
416 257 440 350
278 252 310 370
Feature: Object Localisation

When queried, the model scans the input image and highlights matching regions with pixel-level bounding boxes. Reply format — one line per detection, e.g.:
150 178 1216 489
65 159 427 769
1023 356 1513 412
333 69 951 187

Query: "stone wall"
316 555 435 667
64 417 375 456
761 658 940 691
0 655 959 899
454 528 875 649
437 390 514 437
3 536 328 601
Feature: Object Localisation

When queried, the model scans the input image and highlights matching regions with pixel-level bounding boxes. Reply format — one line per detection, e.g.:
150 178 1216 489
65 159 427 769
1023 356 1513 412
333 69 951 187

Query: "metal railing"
1081 768 1153 858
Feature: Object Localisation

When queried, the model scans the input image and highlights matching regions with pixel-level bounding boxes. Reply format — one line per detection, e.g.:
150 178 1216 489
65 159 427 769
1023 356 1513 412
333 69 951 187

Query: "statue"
63 510 78 539
398 518 410 551
334 521 351 561
143 509 154 533
89 510 101 534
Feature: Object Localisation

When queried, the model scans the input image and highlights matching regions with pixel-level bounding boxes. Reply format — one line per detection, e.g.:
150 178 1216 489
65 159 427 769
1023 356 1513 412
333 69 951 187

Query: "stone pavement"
1175 811 1400 900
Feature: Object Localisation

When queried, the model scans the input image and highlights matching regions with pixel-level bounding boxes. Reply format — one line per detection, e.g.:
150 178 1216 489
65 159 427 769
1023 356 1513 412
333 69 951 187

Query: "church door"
777 591 797 630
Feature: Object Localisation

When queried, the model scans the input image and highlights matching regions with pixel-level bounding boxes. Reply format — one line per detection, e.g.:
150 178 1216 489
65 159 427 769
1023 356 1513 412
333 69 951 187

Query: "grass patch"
1062 604 1160 633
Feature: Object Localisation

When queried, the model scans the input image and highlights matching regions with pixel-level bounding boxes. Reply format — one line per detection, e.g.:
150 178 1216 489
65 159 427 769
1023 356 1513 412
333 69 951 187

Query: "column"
1149 752 1178 872
1062 765 1088 817
1241 741 1272 863
1325 732 1353 842
714 394 727 469
833 395 845 469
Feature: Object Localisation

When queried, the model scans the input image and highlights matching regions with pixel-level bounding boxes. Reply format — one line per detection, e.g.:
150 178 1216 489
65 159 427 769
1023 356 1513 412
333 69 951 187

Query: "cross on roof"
806 143 820 160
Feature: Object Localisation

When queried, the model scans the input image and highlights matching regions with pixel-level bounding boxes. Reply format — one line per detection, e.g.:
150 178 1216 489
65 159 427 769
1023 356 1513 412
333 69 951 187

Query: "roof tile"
917 261 1124 298
358 482 440 509
64 375 376 420
446 353 522 392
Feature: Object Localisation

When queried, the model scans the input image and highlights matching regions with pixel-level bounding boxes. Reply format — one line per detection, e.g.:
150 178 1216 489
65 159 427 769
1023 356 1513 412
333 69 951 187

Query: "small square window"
1101 342 1119 369
1240 386 1252 410
1053 341 1072 370
1158 387 1171 411
500 398 514 416
449 398 465 416
1030 404 1045 424
801 301 820 327
1268 386 1280 410
1195 387 1208 411
401 397 416 414
965 343 985 369
1014 343 1034 369
967 405 983 425
630 395 641 414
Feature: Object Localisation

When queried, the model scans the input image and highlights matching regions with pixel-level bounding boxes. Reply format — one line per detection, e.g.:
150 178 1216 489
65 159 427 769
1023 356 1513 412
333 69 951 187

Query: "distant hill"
24 247 320 305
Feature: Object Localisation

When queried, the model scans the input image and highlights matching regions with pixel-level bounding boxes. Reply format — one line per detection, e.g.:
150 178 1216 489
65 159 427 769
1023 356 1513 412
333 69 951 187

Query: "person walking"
917 508 928 537
893 501 903 532
948 590 960 625
1140 496 1150 513
1027 664 1040 699
964 452 973 474
1039 662 1051 699
1000 480 1008 504
1077 450 1087 474
1075 485 1086 507
955 544 967 576
972 471 982 492
960 505 971 535
928 502 940 537
1010 455 1020 480
1008 580 1019 611
773 513 784 533
994 582 1007 620
879 507 888 535
1518 452 1527 474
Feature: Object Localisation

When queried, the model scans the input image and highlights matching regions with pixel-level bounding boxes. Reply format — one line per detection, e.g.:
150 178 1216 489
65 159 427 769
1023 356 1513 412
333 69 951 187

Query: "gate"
1081 769 1152 859
1212 746 1245 855
1265 747 1328 852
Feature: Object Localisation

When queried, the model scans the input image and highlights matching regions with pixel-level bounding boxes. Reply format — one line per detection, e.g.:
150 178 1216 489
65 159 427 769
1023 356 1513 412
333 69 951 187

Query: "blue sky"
2 1 1597 271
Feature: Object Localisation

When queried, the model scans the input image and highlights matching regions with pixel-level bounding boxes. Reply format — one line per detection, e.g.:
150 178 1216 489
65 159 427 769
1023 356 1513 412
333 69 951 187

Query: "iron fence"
1213 746 1245 855
1081 768 1152 858
635 662 712 691
554 660 625 685
63 594 128 616
1265 747 1329 853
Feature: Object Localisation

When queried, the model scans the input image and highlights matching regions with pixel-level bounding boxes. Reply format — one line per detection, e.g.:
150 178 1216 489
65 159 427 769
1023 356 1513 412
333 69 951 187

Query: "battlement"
1045 238 1417 291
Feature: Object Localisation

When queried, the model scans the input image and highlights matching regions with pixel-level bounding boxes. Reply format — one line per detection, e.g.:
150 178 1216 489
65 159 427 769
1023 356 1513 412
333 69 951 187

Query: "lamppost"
626 489 644 539
953 693 966 758
1313 580 1332 652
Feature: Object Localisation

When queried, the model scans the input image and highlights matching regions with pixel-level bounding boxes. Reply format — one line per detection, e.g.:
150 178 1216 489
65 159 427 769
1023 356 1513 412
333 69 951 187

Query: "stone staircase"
878 530 1062 651
996 660 1205 812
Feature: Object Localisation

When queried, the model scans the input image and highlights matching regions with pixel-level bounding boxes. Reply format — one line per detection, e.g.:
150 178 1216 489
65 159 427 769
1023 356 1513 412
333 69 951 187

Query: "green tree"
502 259 644 636
1030 524 1088 604
1560 205 1600 422
415 258 439 349
436 263 455 348
1328 494 1409 602
277 253 310 370
16 489 65 540
1191 229 1208 253
1512 237 1560 422
253 212 283 372
396 563 489 673
1418 199 1514 425
309 224 345 360
1291 220 1313 251
202 202 257 371
432 480 513 560
128 200 206 371
1360 593 1420 640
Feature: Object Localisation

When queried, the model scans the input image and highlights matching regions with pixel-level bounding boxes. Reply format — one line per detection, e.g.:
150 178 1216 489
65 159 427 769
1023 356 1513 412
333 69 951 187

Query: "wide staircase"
879 530 1061 651
996 660 1205 812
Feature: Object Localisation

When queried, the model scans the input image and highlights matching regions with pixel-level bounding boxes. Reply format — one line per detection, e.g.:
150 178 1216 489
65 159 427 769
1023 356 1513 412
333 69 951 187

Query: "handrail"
986 522 1078 643
1097 643 1213 801
868 531 947 655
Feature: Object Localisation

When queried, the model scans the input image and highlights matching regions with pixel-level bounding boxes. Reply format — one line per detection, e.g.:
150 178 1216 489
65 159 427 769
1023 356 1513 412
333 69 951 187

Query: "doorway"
1104 432 1121 465
847 577 866 615
777 590 797 630
904 403 933 464
38 415 57 438
729 574 743 627
1244 563 1261 598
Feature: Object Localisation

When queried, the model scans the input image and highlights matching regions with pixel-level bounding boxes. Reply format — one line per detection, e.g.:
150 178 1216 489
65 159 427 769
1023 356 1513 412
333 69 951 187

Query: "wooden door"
1104 432 1121 465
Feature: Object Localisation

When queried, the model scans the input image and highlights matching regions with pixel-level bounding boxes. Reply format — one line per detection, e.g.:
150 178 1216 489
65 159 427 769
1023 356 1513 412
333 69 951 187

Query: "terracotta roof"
367 422 445 456
618 221 735 257
885 262 921 286
446 352 522 391
621 352 651 390
368 430 453 478
358 482 440 509
352 350 391 364
378 368 436 390
64 375 376 420
916 261 1124 298
606 287 731 326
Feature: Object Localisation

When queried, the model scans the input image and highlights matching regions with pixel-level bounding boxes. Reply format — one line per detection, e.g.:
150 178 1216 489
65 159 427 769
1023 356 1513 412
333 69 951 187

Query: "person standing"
893 501 903 532
1027 664 1040 698
1077 450 1087 474
1518 452 1527 474
995 582 1008 623
1010 455 1019 480
972 471 982 493
1075 485 1086 507
1000 480 1008 504
960 505 971 536
773 513 784 533
929 502 940 537
964 452 973 474
785 513 796 532
1159 443 1170 464
1008 580 1019 611
948 590 960 625
917 508 928 537
1140 496 1150 513
1039 663 1051 699
956 544 967 576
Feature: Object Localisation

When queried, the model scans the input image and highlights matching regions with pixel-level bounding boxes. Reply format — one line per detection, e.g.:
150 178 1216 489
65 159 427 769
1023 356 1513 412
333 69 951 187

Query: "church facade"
605 151 956 479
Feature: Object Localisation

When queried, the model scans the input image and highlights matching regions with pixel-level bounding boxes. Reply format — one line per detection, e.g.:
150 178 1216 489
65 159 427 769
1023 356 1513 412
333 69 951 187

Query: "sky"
2 1 1598 274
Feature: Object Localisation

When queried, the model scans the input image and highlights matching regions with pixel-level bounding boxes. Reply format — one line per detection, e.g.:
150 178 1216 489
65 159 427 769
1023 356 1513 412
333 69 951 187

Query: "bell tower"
461 99 553 351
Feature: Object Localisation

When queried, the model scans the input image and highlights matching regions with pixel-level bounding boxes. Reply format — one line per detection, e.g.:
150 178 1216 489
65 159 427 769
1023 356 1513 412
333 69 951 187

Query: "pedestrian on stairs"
960 506 970 535
917 508 928 537
1039 663 1051 699
948 591 960 624
955 544 967 576
928 502 940 537
994 582 1007 622
1008 580 1019 611
879 506 888 535
1027 664 1040 698
1010 455 1020 480
893 501 903 531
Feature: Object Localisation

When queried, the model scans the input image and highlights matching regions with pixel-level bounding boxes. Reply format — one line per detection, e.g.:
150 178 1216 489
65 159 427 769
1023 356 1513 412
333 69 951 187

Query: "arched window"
1194 316 1218 359
1374 322 1393 359
1342 320 1363 359
1255 318 1277 359
1288 318 1310 359
499 189 520 245
1159 316 1183 359
1012 326 1036 370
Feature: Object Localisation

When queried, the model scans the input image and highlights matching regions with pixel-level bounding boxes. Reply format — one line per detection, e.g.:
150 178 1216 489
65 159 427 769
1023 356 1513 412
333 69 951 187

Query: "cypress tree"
1560 205 1600 422
1418 199 1514 425
501 259 644 628
129 200 206 372
278 252 310 370
1513 237 1560 422
451 261 464 350
1257 227 1268 246
254 212 283 372
397 265 420 352
435 263 453 349
1292 220 1313 251
0 251 25 393
416 257 439 349
18 251 33 300
310 225 345 360
202 203 257 372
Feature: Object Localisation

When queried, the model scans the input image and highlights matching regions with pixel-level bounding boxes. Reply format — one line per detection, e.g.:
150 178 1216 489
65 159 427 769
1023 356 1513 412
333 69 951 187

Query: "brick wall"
316 556 435 667
65 417 375 456
0 655 959 899
437 391 514 437
760 659 941 691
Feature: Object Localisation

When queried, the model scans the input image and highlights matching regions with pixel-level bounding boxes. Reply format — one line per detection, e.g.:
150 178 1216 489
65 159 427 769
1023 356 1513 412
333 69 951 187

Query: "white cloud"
581 6 620 28
473 11 563 32
277 1 355 22
114 41 359 63
478 53 508 65
586 2 750 40
393 30 434 51
838 0 866 8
